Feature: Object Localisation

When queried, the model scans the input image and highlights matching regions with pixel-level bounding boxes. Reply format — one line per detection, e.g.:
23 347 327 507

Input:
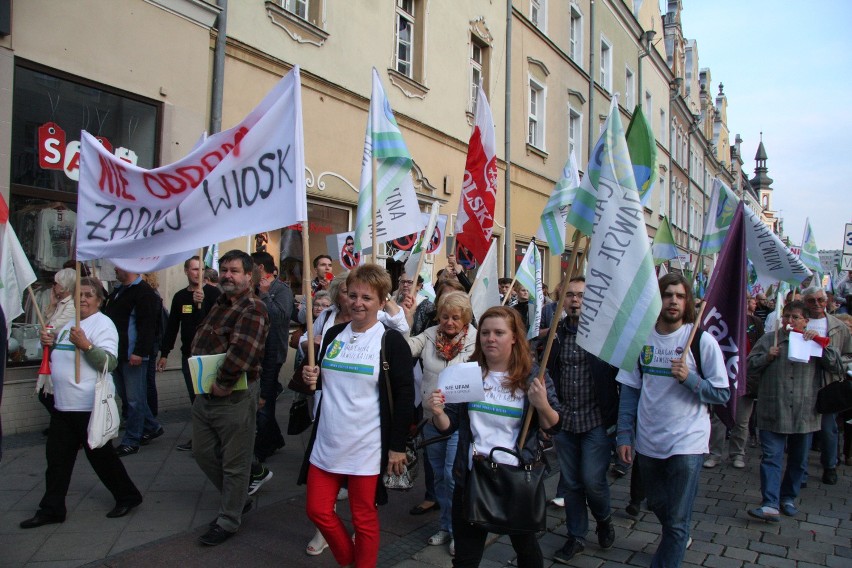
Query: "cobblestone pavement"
1 401 849 567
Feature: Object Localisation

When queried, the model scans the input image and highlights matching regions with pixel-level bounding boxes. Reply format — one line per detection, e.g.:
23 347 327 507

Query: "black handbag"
287 398 312 435
463 445 547 535
815 379 852 414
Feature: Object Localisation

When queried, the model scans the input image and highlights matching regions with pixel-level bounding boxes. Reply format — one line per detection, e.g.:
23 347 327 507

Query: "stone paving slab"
1 401 850 567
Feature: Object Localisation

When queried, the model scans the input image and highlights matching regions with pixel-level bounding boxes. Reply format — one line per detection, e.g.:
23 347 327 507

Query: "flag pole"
371 156 379 264
74 261 81 384
301 219 316 374
27 286 47 329
518 230 583 446
197 248 204 309
409 202 440 286
501 274 518 306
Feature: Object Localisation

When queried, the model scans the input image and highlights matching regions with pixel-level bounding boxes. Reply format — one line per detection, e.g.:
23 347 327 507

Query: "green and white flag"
625 106 658 206
699 179 738 257
799 218 822 273
204 243 219 272
514 240 543 339
651 216 678 266
536 150 581 255
573 99 662 371
354 68 418 251
404 201 441 280
469 240 500 323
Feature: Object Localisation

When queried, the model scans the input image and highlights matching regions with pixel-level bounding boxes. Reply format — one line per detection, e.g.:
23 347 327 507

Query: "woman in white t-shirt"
427 306 561 567
298 265 415 567
21 278 143 529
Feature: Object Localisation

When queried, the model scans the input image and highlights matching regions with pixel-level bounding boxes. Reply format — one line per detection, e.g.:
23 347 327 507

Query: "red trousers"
306 465 380 567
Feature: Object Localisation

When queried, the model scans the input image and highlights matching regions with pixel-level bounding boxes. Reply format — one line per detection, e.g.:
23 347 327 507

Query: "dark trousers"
630 453 645 505
39 410 142 518
451 483 543 568
255 363 284 461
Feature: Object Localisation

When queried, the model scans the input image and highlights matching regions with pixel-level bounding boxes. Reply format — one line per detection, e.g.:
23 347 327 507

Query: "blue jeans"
554 426 612 541
113 361 161 447
423 422 458 533
819 413 838 470
639 453 703 568
759 430 811 508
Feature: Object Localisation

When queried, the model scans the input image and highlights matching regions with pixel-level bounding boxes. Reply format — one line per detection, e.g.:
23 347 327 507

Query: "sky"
677 0 852 253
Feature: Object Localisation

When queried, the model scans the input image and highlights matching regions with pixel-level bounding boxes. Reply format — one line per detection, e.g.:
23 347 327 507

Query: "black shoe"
199 525 235 546
20 513 65 529
176 440 193 452
626 502 641 516
116 445 139 457
106 498 142 518
822 468 838 485
596 518 615 549
140 427 165 445
209 499 253 528
553 537 584 564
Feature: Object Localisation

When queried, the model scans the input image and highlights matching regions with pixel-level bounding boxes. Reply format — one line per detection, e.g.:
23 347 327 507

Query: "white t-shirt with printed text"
311 322 384 475
468 371 525 467
617 324 728 459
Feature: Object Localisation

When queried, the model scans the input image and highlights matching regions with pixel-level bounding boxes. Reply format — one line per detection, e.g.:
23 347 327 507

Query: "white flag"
514 242 543 339
404 202 441 279
468 240 500 323
77 67 306 269
0 197 37 338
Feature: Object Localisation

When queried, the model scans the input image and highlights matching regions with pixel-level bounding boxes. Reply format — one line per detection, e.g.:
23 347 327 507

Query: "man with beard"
190 250 269 546
616 273 729 567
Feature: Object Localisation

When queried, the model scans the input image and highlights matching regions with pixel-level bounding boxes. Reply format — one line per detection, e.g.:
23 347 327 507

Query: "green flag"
625 106 658 206
651 216 678 265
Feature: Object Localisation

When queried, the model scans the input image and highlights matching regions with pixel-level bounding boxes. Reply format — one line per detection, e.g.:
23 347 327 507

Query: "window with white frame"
660 108 666 147
659 173 666 215
531 0 547 33
528 79 546 149
569 4 583 64
625 66 635 110
568 106 582 158
600 36 612 91
395 0 415 78
283 0 308 19
470 38 486 112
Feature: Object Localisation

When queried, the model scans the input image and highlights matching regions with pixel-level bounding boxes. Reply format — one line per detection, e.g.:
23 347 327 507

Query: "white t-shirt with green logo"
617 324 727 459
468 371 525 467
311 322 384 475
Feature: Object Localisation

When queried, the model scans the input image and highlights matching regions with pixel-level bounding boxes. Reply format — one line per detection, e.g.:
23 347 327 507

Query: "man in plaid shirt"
190 250 269 546
545 277 620 564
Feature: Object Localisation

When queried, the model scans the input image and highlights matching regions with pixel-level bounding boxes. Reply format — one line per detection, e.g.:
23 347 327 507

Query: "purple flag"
700 202 747 428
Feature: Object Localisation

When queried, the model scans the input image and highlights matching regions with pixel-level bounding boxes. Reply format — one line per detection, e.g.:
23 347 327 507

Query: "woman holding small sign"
426 306 561 567
406 291 477 555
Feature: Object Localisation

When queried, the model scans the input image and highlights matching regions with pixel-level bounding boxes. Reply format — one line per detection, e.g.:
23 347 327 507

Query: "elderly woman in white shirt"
37 268 78 414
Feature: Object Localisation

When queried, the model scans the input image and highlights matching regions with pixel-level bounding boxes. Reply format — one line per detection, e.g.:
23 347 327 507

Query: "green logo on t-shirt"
326 339 344 360
640 345 654 366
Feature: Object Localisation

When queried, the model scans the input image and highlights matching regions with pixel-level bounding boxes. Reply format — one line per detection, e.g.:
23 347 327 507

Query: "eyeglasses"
399 280 414 285
805 297 827 304
565 292 584 299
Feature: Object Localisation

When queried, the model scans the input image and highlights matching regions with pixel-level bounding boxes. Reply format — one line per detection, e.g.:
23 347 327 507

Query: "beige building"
1 0 761 434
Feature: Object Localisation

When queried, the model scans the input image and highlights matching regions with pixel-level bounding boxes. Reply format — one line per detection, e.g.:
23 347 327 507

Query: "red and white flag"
0 195 37 338
454 83 497 265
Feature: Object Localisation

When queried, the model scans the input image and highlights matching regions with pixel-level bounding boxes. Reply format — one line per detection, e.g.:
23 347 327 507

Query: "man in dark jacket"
103 267 162 456
251 252 294 462
546 277 619 564
157 256 221 451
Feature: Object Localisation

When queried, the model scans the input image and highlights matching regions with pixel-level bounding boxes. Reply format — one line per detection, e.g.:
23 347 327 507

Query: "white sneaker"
337 488 349 501
428 530 451 545
550 497 565 507
732 458 746 469
449 538 455 556
703 458 718 469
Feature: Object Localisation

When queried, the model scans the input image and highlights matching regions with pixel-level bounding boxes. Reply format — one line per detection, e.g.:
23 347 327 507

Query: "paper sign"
437 362 485 404
188 353 249 394
787 333 822 363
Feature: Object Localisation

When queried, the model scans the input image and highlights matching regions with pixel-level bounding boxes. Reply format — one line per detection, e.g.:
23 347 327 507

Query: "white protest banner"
437 362 485 404
743 205 812 285
76 67 306 266
326 231 364 271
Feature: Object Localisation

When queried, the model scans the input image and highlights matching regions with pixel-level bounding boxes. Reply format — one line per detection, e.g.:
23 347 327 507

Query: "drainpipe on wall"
209 0 228 135
588 0 595 161
503 0 513 277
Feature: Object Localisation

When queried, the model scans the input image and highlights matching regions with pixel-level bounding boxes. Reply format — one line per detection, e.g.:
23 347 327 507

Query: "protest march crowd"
18 242 852 567
9 67 852 568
